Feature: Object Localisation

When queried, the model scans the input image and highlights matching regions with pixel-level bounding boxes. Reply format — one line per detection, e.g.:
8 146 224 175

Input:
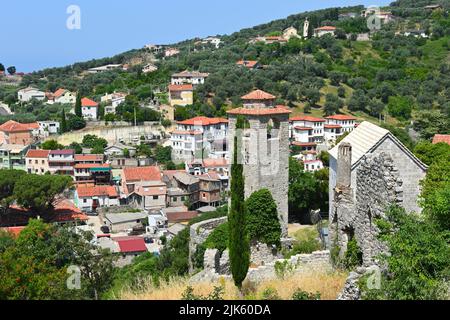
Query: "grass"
116 269 348 300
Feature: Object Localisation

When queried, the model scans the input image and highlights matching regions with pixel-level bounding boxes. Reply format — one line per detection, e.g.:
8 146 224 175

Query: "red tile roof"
116 238 147 253
227 105 291 116
168 84 193 91
0 120 34 133
177 116 228 126
315 26 337 31
432 134 450 145
241 89 276 100
326 115 357 121
172 130 203 135
74 163 111 170
294 126 313 131
75 154 104 162
324 124 342 129
123 166 162 182
202 158 229 167
236 60 259 68
166 210 198 223
290 116 325 123
53 88 66 98
133 185 167 196
1 226 25 238
26 149 50 158
76 185 118 198
81 97 98 107
292 142 317 147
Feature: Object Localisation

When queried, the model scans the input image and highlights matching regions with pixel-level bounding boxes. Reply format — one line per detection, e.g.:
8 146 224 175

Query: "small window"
153 196 158 200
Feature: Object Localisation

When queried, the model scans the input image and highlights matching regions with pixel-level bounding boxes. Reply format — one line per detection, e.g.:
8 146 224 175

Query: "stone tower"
227 89 291 236
336 142 352 189
303 18 310 38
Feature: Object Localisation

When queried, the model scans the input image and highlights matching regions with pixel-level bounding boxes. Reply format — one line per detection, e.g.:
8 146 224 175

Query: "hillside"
0 1 449 140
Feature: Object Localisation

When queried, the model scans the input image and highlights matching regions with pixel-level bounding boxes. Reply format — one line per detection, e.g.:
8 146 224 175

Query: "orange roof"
1 226 25 238
75 154 104 162
134 185 167 196
241 89 276 100
168 84 193 91
172 130 203 135
53 88 66 98
26 149 50 158
290 116 325 123
123 166 162 182
294 126 313 131
315 26 337 31
227 105 291 116
74 163 111 170
236 60 259 68
24 122 40 129
81 97 98 107
324 124 342 129
0 120 34 133
76 185 118 198
432 134 450 145
202 158 229 167
326 115 357 121
177 116 228 126
292 141 317 147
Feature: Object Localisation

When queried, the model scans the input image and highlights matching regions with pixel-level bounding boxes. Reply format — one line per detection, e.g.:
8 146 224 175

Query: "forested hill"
1 1 450 141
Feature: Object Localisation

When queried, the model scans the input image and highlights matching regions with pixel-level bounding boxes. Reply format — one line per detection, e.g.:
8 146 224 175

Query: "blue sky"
0 0 391 72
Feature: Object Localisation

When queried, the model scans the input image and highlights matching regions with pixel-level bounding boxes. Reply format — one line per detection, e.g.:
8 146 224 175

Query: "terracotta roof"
1 226 25 238
172 130 203 135
315 26 337 31
168 84 193 91
324 124 342 129
202 158 229 167
177 116 228 126
76 185 118 198
227 105 291 116
294 126 313 131
199 171 221 181
134 185 167 196
26 149 50 158
432 134 450 145
116 238 147 253
166 210 198 223
172 70 209 78
236 60 259 68
241 89 276 100
75 154 104 162
326 115 357 121
81 97 98 107
74 163 111 170
24 122 40 129
0 120 34 133
53 88 66 98
290 116 325 122
292 142 317 147
123 166 162 182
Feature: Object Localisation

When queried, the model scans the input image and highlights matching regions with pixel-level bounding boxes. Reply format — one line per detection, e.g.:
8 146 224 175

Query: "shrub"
261 287 281 300
292 288 321 300
343 238 363 270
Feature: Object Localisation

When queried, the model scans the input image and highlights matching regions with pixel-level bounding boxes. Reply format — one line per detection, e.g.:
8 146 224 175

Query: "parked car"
100 226 110 234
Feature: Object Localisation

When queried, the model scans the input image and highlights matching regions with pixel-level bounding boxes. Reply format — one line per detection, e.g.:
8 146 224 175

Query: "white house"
81 97 98 120
324 115 357 144
104 142 137 157
142 64 158 73
290 116 326 143
165 48 180 57
202 37 222 48
87 64 122 74
75 184 120 213
171 116 229 161
101 92 127 104
314 26 337 37
53 88 76 104
17 87 46 102
171 70 209 86
38 121 60 136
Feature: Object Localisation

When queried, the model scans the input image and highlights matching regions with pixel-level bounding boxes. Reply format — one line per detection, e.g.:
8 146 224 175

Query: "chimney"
336 142 352 189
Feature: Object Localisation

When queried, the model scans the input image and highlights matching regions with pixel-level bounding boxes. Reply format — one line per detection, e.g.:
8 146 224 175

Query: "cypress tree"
75 93 82 117
228 115 250 290
61 109 67 133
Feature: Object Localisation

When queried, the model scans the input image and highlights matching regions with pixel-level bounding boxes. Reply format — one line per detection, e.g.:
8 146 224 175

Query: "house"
283 26 299 40
339 12 358 20
424 4 443 11
361 8 395 24
291 141 317 153
164 171 200 208
168 84 194 107
74 155 111 184
248 36 267 44
165 48 180 57
75 184 119 213
236 60 261 69
87 64 122 74
171 70 209 87
290 116 326 144
0 144 29 170
101 92 128 104
171 116 229 161
264 36 288 44
144 44 163 53
0 102 13 116
402 29 428 38
48 149 75 176
202 37 222 48
114 236 148 265
432 134 450 146
303 159 324 172
81 97 98 120
25 149 50 174
314 26 337 37
162 206 198 224
52 88 76 104
17 87 46 102
329 121 428 216
186 158 229 176
38 121 60 136
325 114 357 143
142 63 158 74
0 120 35 145
198 172 222 207
104 142 137 158
241 89 276 108
122 166 167 210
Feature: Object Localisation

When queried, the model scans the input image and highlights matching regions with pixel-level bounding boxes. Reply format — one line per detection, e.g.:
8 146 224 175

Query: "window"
83 199 87 203
153 196 158 200
172 197 177 202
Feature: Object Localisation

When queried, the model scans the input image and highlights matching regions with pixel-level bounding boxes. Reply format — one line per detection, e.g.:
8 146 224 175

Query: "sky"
0 0 391 72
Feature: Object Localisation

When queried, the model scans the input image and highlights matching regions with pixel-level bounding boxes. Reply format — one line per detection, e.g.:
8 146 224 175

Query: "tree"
246 189 281 247
154 145 172 163
123 148 130 158
75 93 82 118
0 63 5 72
0 170 26 208
228 116 250 290
41 139 64 150
324 93 344 115
413 141 450 166
13 175 73 214
348 90 369 112
69 142 83 154
304 88 321 107
67 114 86 131
82 134 107 149
60 109 68 133
6 66 16 75
387 96 412 120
